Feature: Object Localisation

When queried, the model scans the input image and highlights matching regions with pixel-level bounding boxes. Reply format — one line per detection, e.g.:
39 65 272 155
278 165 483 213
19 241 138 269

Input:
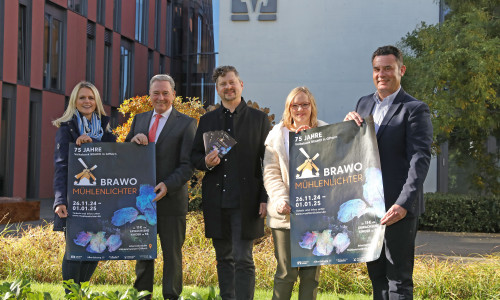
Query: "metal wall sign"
231 0 277 21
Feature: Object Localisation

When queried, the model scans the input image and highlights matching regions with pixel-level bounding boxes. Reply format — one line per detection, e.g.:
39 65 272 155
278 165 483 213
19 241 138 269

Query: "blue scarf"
75 111 104 141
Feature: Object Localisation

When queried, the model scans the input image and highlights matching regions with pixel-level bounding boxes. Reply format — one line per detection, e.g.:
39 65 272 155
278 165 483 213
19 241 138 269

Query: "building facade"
217 0 440 192
0 0 215 199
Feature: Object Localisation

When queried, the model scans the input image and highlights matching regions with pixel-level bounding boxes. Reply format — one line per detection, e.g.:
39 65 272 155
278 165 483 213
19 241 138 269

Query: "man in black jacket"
191 66 271 300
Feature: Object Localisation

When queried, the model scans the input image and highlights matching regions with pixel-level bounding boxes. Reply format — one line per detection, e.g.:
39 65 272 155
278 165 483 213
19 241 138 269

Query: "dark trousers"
212 208 256 300
367 216 418 300
62 255 98 285
134 215 186 300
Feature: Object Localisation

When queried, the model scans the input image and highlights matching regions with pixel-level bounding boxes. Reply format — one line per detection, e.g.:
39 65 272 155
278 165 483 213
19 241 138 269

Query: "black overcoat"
191 100 271 239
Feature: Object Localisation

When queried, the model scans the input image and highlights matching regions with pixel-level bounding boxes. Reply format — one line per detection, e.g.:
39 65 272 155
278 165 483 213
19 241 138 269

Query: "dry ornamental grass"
1 212 498 299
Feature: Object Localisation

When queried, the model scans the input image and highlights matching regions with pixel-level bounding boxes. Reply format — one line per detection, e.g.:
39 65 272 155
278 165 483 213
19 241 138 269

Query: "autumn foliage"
113 95 205 142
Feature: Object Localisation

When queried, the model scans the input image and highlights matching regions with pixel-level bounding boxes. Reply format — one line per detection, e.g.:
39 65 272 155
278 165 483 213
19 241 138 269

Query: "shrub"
0 278 52 299
420 193 500 233
63 280 150 300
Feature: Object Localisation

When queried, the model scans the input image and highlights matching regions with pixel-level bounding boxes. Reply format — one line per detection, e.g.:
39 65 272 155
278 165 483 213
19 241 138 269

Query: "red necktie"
148 114 162 142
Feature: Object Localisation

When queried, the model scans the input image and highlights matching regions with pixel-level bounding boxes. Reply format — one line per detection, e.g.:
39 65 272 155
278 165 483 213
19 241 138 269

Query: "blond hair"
282 86 318 130
52 81 107 128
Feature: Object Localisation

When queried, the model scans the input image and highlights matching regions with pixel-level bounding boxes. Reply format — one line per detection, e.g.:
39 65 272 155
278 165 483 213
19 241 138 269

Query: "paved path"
2 198 499 258
415 231 499 258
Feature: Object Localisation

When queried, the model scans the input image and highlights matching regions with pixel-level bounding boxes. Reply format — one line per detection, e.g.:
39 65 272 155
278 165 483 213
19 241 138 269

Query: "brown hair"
212 65 241 85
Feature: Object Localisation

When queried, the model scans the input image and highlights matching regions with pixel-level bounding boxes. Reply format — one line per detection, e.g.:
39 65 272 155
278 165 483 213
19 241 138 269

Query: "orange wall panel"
30 0 45 89
48 0 67 8
121 0 135 40
65 12 88 95
105 0 114 29
148 0 155 49
88 0 97 22
95 25 105 94
159 0 167 54
134 43 148 96
3 0 18 83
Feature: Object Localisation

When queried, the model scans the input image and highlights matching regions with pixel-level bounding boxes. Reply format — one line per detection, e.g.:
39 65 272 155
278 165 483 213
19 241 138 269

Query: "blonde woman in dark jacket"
263 87 327 300
52 81 115 287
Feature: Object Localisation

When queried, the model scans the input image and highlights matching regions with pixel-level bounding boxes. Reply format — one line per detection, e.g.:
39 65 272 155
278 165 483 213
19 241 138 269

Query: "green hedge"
190 192 499 232
419 193 500 233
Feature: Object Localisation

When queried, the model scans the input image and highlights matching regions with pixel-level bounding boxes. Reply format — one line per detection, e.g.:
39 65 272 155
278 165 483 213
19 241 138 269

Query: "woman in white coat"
263 86 328 300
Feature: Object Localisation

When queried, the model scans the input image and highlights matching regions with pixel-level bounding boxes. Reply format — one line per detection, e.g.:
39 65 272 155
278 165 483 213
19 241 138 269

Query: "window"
27 90 42 198
68 0 87 16
135 0 148 44
103 29 112 104
154 0 161 49
18 0 31 84
0 0 3 79
197 16 202 64
165 0 173 56
113 0 121 32
97 0 105 25
43 5 65 91
439 1 451 23
159 54 165 74
119 39 134 103
1 84 16 196
86 22 96 82
172 2 182 56
147 49 154 84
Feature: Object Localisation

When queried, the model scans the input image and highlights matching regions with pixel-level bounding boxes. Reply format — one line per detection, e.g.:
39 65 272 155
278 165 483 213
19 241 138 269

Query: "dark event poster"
290 116 386 267
66 143 157 261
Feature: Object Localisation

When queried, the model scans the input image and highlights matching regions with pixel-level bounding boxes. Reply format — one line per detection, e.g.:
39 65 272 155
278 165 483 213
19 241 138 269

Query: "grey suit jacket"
125 108 197 216
355 88 433 217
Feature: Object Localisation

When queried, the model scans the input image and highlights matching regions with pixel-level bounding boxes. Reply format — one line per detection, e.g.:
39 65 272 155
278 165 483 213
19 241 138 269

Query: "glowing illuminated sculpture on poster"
297 167 385 256
72 184 157 254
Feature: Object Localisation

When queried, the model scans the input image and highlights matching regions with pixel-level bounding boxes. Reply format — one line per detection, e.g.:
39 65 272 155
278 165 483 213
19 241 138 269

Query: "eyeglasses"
291 103 311 110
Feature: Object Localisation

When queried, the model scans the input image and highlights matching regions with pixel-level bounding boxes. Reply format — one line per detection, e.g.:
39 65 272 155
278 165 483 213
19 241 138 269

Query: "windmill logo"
74 158 98 186
296 148 320 179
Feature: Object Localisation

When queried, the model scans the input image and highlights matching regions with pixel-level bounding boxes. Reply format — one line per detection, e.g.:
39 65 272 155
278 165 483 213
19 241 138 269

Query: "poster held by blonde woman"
263 87 327 300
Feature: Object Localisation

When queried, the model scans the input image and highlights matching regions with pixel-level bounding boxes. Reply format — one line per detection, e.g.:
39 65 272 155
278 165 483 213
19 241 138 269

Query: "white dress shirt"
372 86 401 133
149 106 173 142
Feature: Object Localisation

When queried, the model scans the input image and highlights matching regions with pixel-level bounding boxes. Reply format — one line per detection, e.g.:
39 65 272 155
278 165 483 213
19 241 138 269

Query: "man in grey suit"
126 74 197 300
345 46 433 299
